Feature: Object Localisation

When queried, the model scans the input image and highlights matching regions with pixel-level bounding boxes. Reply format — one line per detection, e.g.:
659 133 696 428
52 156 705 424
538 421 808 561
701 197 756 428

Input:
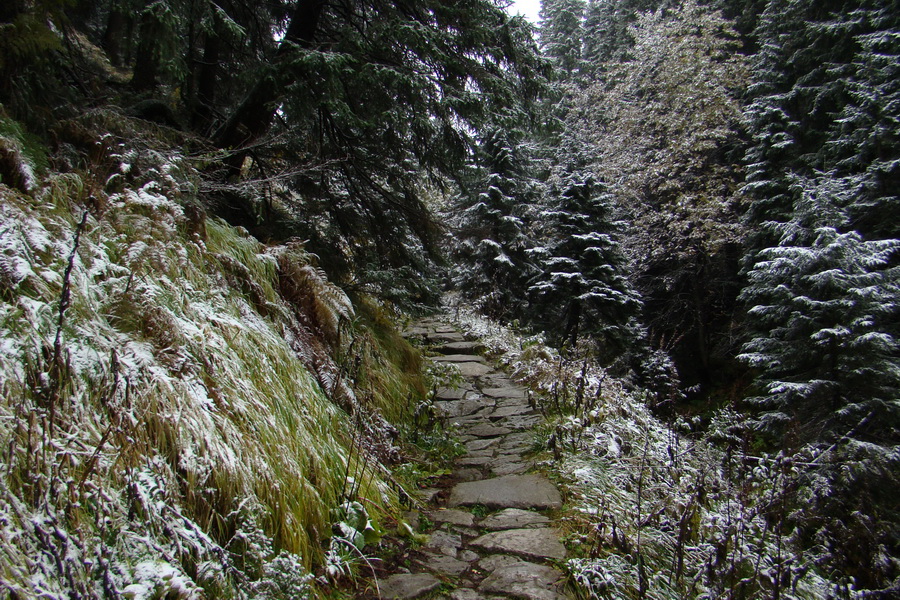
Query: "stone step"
432 354 487 364
436 341 485 354
447 474 562 510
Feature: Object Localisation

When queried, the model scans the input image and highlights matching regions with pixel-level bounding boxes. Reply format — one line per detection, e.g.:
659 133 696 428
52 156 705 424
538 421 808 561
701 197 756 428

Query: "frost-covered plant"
448 304 833 599
0 132 409 598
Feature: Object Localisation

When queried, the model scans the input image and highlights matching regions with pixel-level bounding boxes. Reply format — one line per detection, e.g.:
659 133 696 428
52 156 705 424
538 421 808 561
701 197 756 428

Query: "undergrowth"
447 299 841 600
0 115 428 599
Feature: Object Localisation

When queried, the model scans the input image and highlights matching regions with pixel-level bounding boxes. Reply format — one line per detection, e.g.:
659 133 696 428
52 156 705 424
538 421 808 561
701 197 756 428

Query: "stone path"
374 318 569 600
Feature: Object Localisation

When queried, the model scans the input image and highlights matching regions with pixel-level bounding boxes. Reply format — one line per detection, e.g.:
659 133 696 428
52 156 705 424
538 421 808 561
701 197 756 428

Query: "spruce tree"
528 174 643 360
539 0 586 78
451 128 542 320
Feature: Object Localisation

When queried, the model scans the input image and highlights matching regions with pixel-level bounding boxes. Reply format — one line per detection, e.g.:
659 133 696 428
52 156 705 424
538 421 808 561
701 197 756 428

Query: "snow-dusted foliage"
560 0 748 390
0 131 410 598
450 128 543 321
740 223 899 437
527 174 643 362
740 4 900 589
539 0 586 77
448 304 833 599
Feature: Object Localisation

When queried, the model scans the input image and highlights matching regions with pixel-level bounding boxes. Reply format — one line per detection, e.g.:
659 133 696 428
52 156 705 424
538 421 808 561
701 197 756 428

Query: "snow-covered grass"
449 301 834 600
0 134 421 598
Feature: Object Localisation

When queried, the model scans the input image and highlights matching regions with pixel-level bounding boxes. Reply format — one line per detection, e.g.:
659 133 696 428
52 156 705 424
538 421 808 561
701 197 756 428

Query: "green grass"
0 143 421 598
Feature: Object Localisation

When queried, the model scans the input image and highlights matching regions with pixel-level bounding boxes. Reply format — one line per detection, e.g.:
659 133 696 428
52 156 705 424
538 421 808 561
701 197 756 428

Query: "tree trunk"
131 4 165 91
192 21 222 132
564 300 582 347
214 0 326 151
102 7 129 67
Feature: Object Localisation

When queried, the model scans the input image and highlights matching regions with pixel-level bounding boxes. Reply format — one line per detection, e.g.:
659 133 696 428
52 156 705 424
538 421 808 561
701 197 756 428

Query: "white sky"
507 0 542 23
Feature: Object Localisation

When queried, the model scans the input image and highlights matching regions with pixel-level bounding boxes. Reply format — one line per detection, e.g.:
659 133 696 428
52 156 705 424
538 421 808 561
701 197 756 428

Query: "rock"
418 552 470 576
429 509 475 528
380 573 442 599
501 416 542 430
480 509 551 531
433 354 487 364
434 387 469 401
470 528 566 561
463 424 513 438
458 549 480 562
477 555 526 572
456 362 494 378
435 399 491 418
425 530 463 557
448 588 491 600
490 461 531 477
467 449 498 459
403 510 421 531
481 386 527 399
416 488 441 503
402 327 433 338
466 438 499 452
429 331 467 343
456 455 493 467
437 341 485 354
479 562 566 600
498 433 533 447
448 475 562 510
488 404 533 419
454 468 484 482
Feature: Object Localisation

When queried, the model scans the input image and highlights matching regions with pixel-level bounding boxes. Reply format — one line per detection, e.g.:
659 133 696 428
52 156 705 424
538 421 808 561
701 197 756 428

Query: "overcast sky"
508 0 542 23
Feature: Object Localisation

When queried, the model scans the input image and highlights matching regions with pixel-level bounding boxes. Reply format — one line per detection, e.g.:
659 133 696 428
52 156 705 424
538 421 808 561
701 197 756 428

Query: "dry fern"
276 248 354 347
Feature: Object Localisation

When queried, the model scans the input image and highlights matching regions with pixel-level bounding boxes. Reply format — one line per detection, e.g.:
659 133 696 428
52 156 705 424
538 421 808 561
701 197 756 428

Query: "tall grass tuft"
0 126 420 598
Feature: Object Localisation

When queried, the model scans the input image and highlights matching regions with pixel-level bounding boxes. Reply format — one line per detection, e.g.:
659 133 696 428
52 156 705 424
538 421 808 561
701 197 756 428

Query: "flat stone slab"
479 562 566 600
435 398 491 418
425 530 462 557
380 573 442 599
490 461 531 477
501 415 542 430
433 354 487 364
456 362 494 378
470 528 566 561
435 387 469 401
481 509 551 531
463 423 513 438
428 331 467 343
478 554 524 572
466 438 499 452
489 404 533 419
456 455 494 467
418 552 470 576
447 474 562 510
481 386 528 399
428 509 475 528
402 327 432 337
437 341 485 354
449 589 492 600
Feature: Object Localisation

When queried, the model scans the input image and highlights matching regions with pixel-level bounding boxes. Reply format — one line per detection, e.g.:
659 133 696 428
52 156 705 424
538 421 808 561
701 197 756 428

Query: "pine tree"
451 128 542 320
539 0 586 78
528 174 643 360
740 199 900 441
738 3 900 590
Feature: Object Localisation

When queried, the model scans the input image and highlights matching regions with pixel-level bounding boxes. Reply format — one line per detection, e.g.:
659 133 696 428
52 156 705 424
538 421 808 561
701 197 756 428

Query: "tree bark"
102 7 129 67
214 0 326 151
131 5 165 91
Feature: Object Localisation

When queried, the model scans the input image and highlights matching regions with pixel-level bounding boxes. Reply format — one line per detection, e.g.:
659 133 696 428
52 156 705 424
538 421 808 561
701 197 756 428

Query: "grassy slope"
0 116 423 599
